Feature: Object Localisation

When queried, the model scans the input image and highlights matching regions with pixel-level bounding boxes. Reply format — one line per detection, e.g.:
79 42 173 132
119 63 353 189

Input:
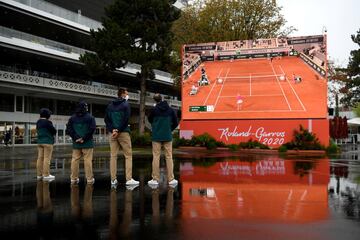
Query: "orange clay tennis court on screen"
182 56 327 120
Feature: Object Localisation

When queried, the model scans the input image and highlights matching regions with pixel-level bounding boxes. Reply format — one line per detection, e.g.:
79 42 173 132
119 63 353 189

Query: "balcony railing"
0 70 181 108
0 26 174 84
0 25 90 56
11 0 102 30
10 0 186 29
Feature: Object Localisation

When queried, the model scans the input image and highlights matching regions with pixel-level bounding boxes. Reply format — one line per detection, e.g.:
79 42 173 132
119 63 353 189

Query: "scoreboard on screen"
189 105 214 112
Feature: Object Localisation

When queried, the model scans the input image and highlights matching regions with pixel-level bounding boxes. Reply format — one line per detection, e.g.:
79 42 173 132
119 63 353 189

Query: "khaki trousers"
36 144 54 177
70 148 94 181
109 132 132 181
151 141 174 182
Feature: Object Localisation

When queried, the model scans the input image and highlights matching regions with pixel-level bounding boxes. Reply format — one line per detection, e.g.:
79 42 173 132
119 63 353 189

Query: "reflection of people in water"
71 184 94 220
109 187 134 239
70 184 97 238
151 188 161 226
151 186 175 228
36 180 53 238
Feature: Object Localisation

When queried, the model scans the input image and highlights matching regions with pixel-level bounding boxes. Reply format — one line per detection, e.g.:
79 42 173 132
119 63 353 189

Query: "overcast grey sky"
277 0 360 67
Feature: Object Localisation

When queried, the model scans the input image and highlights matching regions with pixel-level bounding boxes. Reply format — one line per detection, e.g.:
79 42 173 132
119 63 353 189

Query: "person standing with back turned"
147 93 179 187
36 108 56 181
66 101 96 185
105 88 139 187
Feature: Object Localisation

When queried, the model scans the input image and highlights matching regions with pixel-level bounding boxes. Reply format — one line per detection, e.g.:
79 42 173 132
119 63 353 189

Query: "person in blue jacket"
66 101 96 185
147 93 179 187
104 88 139 187
36 108 57 181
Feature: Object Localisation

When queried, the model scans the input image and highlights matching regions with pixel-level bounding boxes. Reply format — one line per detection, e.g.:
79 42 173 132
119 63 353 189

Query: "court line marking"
199 109 306 113
220 94 283 98
278 65 306 111
203 68 223 105
249 73 252 96
270 62 292 111
226 72 274 76
214 68 230 110
222 74 283 79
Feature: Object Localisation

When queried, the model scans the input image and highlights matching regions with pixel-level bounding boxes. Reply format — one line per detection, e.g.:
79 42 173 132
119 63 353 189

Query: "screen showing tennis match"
182 35 327 120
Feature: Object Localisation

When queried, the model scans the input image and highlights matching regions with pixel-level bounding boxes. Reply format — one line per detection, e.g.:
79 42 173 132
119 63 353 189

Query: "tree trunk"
139 75 146 135
335 93 339 117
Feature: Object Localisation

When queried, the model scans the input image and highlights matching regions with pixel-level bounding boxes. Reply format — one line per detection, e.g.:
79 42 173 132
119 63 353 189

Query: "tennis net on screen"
216 74 285 84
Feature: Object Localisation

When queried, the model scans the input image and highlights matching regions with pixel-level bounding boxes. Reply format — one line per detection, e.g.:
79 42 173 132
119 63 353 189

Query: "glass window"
57 100 77 116
24 96 55 114
16 96 23 112
0 93 14 112
92 103 107 118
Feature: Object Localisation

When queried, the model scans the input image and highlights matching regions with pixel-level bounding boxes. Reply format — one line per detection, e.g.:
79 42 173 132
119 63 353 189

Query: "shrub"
187 133 219 150
239 139 270 149
173 136 191 148
278 145 288 152
228 144 239 151
131 131 151 147
216 141 227 148
206 140 218 150
280 125 325 150
326 139 340 154
171 132 220 149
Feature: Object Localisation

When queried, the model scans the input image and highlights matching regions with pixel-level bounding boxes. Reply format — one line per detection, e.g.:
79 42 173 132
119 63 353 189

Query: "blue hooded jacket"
104 98 130 133
148 101 178 142
66 102 96 149
36 108 56 144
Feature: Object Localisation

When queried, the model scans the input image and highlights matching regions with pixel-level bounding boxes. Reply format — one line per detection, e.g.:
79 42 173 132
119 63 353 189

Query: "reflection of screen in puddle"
189 188 216 198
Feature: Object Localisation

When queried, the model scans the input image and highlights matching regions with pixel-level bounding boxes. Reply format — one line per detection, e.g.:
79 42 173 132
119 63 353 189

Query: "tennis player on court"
236 93 243 111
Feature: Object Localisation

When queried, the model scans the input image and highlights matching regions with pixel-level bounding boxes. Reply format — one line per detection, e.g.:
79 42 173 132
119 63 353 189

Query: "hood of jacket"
75 101 88 116
112 97 126 106
156 101 170 111
40 108 52 119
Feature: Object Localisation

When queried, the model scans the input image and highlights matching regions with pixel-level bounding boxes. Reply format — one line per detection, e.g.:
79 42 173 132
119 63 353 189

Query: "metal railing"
11 0 102 29
0 26 91 56
0 26 174 84
0 70 181 108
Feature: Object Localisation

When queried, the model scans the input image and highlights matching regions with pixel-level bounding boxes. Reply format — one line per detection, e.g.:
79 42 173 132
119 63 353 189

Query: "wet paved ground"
0 144 360 239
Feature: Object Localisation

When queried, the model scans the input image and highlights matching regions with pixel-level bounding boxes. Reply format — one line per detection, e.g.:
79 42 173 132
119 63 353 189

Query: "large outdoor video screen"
182 35 327 120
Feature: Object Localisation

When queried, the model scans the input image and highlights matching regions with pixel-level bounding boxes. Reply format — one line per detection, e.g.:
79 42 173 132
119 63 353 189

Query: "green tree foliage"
80 0 180 134
353 102 360 117
172 0 294 53
341 29 360 107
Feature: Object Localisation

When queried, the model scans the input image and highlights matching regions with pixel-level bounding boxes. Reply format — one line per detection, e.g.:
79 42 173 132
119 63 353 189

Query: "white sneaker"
43 175 55 181
126 185 138 191
71 178 80 184
111 179 118 185
126 178 139 185
147 179 159 185
168 179 178 186
148 184 159 190
87 178 95 184
37 176 42 180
